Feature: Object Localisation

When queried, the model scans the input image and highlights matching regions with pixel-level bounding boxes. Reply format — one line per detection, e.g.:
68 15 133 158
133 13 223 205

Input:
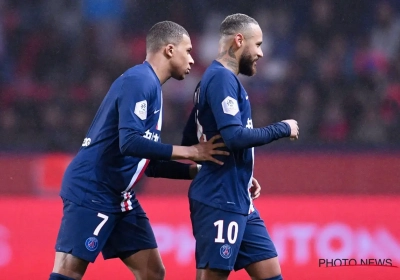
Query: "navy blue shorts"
190 199 277 271
55 198 157 262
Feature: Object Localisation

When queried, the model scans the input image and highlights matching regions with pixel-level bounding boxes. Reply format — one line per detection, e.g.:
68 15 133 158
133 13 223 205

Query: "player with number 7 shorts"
50 21 229 280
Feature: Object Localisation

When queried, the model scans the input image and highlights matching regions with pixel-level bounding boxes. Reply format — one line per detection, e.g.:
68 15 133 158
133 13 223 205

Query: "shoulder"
202 64 239 89
120 65 158 92
202 63 240 93
206 63 236 81
123 64 156 84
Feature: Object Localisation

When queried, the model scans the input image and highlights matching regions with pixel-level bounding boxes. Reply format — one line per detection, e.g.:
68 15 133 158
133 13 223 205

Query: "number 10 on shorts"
214 220 238 244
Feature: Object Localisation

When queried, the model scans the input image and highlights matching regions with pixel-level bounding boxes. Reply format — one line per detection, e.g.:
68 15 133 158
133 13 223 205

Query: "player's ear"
164 44 174 58
234 33 245 48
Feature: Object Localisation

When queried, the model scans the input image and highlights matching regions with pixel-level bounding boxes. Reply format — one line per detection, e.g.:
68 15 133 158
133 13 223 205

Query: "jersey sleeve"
117 75 172 160
220 122 291 150
145 160 191 179
118 75 149 133
205 70 242 130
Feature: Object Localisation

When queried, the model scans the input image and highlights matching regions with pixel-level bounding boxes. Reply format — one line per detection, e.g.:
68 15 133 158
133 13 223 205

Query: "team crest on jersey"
222 96 239 116
134 100 147 120
220 244 232 259
85 237 98 251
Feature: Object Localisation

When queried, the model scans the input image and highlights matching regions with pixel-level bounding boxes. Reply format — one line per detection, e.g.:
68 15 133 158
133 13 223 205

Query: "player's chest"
238 90 252 118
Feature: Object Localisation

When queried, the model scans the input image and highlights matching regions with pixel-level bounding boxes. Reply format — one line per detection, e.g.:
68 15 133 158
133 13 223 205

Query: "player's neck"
216 46 239 75
145 55 171 84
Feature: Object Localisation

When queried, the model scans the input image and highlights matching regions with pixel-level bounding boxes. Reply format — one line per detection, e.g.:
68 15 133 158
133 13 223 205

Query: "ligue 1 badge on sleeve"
220 244 232 259
85 237 99 251
221 96 239 116
134 100 148 120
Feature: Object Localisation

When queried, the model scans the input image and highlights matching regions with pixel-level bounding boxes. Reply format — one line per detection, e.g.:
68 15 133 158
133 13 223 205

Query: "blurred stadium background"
0 0 399 279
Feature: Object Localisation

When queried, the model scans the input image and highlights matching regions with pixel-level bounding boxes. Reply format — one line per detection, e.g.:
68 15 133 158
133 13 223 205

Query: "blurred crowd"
0 0 400 152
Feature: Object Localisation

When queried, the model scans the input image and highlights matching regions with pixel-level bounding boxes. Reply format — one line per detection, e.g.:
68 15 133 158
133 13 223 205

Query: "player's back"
189 61 254 215
61 62 162 213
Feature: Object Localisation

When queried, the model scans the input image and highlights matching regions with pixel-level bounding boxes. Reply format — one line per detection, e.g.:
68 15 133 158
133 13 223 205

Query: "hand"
249 177 261 200
191 134 229 165
282 119 299 140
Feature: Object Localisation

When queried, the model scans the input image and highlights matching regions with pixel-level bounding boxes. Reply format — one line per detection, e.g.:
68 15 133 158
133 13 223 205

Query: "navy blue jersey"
61 62 163 213
189 61 255 215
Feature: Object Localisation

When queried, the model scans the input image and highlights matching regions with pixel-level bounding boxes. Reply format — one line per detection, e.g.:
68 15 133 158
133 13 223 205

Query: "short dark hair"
220 13 259 36
146 21 189 53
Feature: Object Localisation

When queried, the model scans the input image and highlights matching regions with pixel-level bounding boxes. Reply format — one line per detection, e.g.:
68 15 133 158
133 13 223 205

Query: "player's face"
170 34 194 80
239 25 263 76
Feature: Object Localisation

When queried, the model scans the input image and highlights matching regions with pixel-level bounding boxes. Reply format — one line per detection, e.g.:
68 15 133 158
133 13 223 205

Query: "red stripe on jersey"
122 159 150 211
129 159 149 191
123 192 129 211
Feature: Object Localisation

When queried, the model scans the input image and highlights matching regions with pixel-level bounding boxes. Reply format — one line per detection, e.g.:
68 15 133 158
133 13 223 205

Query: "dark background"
1 0 400 152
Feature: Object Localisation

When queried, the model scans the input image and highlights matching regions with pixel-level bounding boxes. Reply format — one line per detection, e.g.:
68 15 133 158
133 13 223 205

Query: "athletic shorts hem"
102 245 158 260
234 253 278 271
55 248 97 263
197 262 233 271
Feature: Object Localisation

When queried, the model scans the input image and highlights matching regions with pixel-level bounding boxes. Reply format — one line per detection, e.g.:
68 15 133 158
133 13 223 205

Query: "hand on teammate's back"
282 119 299 140
193 134 229 165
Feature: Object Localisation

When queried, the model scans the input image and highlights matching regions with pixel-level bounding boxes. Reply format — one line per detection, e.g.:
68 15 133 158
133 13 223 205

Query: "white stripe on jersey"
248 147 255 214
120 158 148 211
157 91 163 130
124 158 148 192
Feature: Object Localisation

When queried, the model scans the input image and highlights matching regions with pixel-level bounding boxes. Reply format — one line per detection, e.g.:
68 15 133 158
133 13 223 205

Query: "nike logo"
154 109 160 114
245 96 249 100
91 200 101 204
